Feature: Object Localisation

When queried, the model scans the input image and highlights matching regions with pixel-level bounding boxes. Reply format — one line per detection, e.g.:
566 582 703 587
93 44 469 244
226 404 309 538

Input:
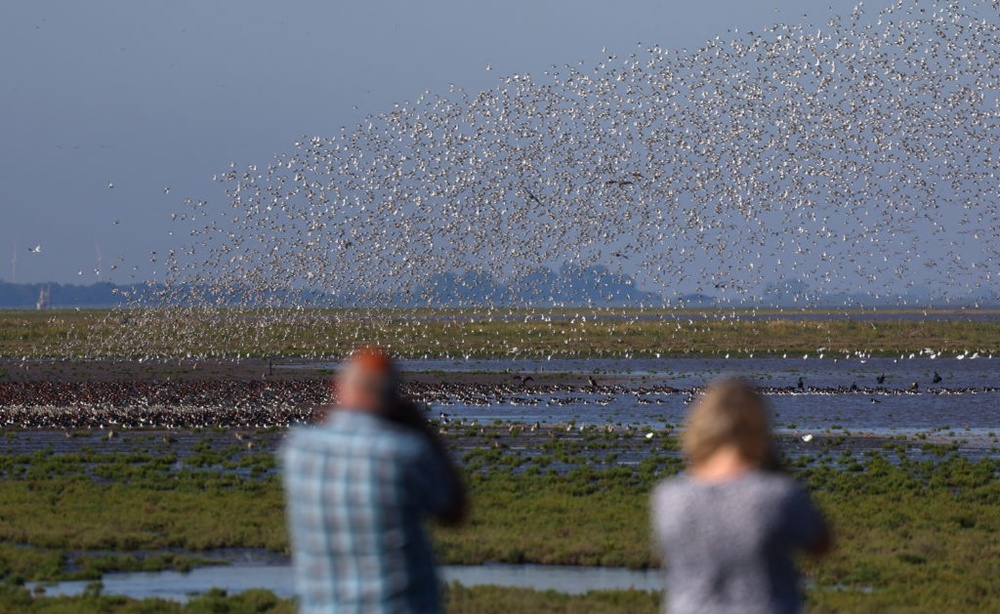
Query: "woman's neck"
689 445 755 483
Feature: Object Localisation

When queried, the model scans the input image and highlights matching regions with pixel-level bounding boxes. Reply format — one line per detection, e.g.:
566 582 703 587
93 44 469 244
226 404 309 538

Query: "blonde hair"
681 378 774 469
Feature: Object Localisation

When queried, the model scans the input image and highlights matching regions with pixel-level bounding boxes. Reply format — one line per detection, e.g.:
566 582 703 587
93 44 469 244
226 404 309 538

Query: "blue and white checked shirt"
282 410 458 613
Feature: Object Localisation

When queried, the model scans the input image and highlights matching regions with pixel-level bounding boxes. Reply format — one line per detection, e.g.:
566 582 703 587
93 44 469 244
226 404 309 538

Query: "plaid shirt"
282 410 457 613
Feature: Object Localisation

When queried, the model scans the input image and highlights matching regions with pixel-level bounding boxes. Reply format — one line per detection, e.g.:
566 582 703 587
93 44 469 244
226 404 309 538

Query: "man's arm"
423 430 469 527
392 400 468 526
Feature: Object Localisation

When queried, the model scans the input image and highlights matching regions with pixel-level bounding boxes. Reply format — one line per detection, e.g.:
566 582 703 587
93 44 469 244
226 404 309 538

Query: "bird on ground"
801 434 814 443
932 372 942 384
876 373 885 384
797 377 805 391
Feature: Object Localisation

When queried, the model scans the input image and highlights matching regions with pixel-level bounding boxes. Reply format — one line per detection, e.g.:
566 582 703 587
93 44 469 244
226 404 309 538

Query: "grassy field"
0 583 663 613
0 432 995 612
1 308 999 359
0 308 998 611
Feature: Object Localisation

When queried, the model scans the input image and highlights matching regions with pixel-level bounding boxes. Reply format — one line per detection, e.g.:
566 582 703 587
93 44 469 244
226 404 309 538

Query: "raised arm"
393 399 469 527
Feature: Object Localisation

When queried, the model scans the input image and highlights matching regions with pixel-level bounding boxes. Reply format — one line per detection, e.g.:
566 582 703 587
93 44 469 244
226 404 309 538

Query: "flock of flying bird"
63 0 998 360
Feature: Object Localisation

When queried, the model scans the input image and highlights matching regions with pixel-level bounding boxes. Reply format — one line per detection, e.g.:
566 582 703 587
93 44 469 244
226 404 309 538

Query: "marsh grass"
2 309 999 358
0 581 659 613
0 583 296 613
0 462 288 578
0 433 996 611
444 584 660 613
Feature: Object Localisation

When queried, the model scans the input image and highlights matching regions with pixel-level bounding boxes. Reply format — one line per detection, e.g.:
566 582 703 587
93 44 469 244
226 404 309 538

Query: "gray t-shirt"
651 470 824 614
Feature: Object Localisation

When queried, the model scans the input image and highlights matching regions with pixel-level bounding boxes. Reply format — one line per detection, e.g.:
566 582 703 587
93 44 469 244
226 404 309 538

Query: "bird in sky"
72 0 1000 362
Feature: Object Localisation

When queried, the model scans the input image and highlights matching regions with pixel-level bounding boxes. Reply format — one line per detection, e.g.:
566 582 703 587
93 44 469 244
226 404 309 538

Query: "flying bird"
71 0 1000 366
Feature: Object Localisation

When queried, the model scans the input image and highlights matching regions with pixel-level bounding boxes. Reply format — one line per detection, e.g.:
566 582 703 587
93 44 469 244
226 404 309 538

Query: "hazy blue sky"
0 0 917 287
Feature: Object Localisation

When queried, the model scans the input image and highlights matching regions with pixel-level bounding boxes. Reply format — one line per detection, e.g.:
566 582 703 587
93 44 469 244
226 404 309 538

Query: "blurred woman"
651 378 831 614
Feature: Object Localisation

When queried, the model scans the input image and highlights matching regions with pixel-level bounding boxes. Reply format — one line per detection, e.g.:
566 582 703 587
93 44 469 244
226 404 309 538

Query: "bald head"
335 348 401 414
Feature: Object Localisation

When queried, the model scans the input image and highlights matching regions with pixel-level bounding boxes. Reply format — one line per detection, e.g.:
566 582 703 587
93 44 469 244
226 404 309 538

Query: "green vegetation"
445 584 660 614
1 308 997 611
0 584 296 613
0 451 287 582
0 431 995 611
2 308 999 358
0 582 661 613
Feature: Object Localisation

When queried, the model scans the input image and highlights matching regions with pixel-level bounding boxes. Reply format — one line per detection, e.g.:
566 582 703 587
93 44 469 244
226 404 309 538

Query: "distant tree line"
2 267 991 310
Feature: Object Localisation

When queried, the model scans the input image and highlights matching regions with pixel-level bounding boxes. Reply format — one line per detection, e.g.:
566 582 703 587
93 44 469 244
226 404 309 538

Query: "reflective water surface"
395 356 1000 433
34 563 664 602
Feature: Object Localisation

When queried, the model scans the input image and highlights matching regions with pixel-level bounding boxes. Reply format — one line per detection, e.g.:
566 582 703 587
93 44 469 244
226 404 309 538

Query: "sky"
0 0 959 293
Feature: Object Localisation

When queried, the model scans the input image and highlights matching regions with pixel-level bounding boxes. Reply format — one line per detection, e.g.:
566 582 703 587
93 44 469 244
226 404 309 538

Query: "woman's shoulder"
651 473 700 507
653 472 691 491
743 472 821 518
739 470 810 497
654 470 803 498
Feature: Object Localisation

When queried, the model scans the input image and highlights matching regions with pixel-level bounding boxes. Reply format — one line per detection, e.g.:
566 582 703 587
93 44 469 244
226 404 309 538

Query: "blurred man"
282 348 467 613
